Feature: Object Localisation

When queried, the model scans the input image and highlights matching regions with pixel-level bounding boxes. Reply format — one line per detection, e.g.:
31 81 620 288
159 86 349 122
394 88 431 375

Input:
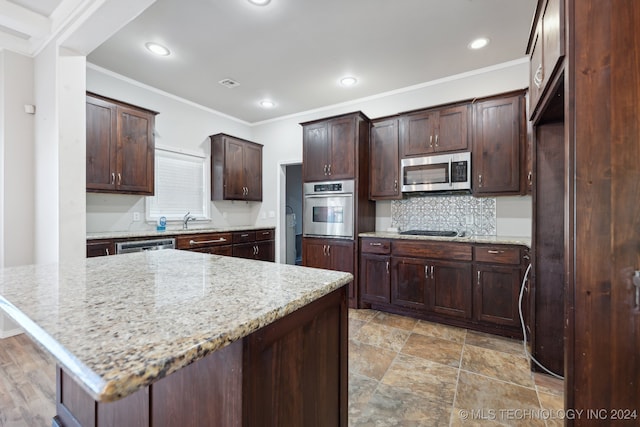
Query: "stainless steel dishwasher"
116 238 176 254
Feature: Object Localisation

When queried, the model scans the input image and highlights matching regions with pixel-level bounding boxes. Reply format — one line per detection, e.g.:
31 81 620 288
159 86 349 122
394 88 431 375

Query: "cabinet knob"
394 179 398 191
386 261 390 274
478 174 483 187
111 173 115 185
477 270 481 286
117 173 122 185
435 134 439 147
429 135 433 148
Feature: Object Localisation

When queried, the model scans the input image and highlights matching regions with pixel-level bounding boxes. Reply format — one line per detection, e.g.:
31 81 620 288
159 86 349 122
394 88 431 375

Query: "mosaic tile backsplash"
391 194 497 236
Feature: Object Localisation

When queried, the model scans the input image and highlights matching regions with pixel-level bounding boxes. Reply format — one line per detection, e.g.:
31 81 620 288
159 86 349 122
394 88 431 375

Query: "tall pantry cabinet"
300 112 375 308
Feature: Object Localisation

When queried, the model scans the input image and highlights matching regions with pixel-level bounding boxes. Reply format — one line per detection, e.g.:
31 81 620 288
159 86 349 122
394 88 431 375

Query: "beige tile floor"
348 309 564 427
0 309 564 427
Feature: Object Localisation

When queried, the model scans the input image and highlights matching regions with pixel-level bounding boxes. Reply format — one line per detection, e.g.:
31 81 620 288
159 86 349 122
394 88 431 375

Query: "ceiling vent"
218 78 240 88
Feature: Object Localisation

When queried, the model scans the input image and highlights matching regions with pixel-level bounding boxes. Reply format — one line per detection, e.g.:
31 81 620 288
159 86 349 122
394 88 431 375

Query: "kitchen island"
0 250 352 427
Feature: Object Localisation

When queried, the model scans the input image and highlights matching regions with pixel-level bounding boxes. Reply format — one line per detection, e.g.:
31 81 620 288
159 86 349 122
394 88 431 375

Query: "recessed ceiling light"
468 38 490 50
340 76 358 87
145 42 170 56
248 0 271 5
260 100 275 108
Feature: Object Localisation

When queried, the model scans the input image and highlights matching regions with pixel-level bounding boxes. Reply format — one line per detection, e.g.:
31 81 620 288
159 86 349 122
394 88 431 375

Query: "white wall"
86 65 267 233
0 50 36 337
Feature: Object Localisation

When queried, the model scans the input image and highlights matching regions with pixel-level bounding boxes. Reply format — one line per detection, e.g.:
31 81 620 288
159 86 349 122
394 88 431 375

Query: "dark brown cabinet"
176 232 233 256
211 133 263 201
359 238 392 304
391 257 429 311
472 92 526 195
86 239 115 257
528 0 565 118
400 104 469 158
86 93 157 195
301 112 369 182
370 118 401 200
359 237 526 338
303 237 355 303
232 229 275 262
473 245 525 329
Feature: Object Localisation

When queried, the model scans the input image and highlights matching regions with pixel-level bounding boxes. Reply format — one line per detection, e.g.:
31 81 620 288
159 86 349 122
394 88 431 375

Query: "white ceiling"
1 0 537 124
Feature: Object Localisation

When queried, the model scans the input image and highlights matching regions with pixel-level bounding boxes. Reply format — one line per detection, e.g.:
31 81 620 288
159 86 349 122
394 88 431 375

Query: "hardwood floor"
0 310 564 426
0 334 56 427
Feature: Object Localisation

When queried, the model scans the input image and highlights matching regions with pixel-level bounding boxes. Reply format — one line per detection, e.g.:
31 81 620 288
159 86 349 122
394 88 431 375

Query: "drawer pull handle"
189 238 227 245
262 231 270 235
487 250 504 254
240 233 249 237
369 242 383 246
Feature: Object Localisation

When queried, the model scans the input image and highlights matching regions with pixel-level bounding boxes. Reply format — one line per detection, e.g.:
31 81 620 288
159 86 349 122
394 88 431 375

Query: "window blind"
146 148 210 221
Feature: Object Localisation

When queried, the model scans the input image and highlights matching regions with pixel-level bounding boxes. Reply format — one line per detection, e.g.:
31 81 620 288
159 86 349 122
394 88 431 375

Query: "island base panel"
54 286 347 427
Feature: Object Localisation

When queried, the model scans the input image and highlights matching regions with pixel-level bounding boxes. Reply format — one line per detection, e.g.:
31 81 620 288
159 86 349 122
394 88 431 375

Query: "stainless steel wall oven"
303 180 354 239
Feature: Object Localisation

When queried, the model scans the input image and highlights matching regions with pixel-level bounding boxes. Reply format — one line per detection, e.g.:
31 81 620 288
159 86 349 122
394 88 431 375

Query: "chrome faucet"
183 212 196 229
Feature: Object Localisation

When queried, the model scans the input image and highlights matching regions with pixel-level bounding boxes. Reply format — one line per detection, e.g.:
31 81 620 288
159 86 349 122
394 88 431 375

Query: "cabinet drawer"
474 245 521 265
233 231 256 243
176 233 232 249
360 238 391 254
255 229 274 241
392 240 472 261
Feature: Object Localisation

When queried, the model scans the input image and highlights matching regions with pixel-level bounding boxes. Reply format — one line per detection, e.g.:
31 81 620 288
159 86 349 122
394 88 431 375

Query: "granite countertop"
87 225 274 240
358 231 531 248
0 250 352 402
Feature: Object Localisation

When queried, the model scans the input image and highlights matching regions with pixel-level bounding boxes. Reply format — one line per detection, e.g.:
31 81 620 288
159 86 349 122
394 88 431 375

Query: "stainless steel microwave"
401 151 471 193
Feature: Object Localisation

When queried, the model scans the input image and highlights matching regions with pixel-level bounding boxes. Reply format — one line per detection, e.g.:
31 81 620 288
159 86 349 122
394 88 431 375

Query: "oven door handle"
304 194 353 198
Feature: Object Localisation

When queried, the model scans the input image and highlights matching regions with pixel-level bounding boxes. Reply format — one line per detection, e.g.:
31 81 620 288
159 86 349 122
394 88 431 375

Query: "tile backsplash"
391 194 497 236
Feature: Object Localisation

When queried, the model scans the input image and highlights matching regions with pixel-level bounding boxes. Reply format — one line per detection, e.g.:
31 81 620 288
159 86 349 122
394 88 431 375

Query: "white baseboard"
0 327 24 339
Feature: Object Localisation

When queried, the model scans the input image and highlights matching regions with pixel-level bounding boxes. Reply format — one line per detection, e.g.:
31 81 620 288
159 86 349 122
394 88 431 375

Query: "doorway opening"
278 162 302 265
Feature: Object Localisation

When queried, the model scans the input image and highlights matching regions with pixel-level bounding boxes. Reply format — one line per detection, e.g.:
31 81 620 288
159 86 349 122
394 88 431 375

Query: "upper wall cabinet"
472 91 526 196
528 0 565 119
211 133 263 201
86 93 157 195
301 112 369 182
370 117 401 200
400 104 469 158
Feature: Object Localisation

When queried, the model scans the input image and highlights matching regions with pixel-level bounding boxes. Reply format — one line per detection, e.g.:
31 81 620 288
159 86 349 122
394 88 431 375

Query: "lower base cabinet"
303 237 356 307
53 287 348 427
360 237 528 338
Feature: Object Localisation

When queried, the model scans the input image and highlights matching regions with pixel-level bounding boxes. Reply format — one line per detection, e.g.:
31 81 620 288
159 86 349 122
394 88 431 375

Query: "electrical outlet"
133 212 141 222
261 212 267 219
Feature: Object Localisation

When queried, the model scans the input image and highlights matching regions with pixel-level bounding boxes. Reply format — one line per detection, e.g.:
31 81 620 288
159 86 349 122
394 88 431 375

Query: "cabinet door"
474 265 521 328
473 95 524 195
243 142 263 201
542 0 565 98
232 242 257 260
224 138 246 199
116 105 155 194
327 117 356 180
86 96 117 191
529 21 543 117
86 240 115 257
302 122 329 181
370 119 400 199
429 261 472 319
360 254 390 304
435 105 469 152
255 240 274 262
400 111 436 157
302 238 332 270
391 257 428 311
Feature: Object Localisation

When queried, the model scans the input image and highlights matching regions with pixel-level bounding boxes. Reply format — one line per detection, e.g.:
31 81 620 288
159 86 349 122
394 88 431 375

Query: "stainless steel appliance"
116 238 176 254
401 151 471 193
303 180 354 239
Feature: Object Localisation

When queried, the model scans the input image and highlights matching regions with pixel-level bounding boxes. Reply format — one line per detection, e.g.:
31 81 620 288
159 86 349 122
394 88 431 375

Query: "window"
146 147 210 221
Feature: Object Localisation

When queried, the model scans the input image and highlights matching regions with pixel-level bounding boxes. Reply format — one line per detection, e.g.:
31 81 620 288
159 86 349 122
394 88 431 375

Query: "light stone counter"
0 250 351 402
358 231 531 247
87 225 274 240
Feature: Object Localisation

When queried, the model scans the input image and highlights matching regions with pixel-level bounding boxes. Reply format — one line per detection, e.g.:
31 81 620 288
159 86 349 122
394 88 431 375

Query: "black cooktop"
399 230 458 237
